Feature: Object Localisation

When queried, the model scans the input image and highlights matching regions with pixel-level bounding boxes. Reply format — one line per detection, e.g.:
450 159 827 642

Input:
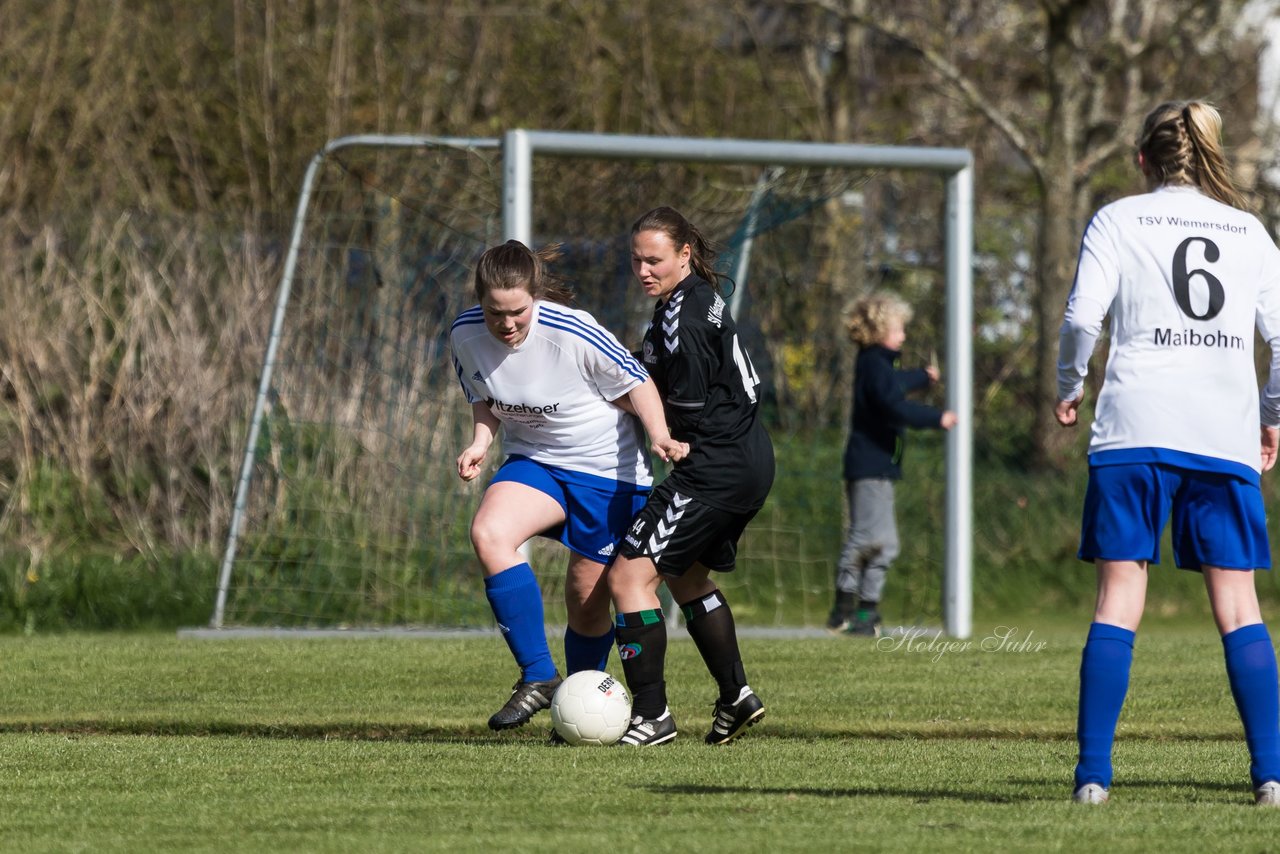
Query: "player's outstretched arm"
457 401 499 481
620 379 689 463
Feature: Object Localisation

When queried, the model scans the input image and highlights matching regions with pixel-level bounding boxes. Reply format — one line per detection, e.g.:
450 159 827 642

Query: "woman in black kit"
608 206 774 746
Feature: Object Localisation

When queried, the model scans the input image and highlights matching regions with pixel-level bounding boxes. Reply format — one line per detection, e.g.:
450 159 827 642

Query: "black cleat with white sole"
488 674 562 731
705 686 765 744
618 707 677 746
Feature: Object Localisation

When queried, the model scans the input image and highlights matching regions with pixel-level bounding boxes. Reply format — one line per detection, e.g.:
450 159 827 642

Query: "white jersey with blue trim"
449 300 654 485
1058 185 1280 479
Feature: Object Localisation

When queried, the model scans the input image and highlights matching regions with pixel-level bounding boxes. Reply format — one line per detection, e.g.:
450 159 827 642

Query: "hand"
456 445 487 481
652 437 690 463
939 410 957 430
1055 395 1083 427
925 365 941 384
1263 425 1279 472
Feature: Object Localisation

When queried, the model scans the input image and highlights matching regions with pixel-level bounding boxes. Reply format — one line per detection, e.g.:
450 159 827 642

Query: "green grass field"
2 621 1276 852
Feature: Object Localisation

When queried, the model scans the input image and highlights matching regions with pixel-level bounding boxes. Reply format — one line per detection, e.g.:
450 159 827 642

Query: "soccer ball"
550 670 632 746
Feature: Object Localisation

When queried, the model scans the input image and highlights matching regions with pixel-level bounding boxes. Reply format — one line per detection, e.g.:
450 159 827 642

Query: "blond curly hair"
846 292 912 347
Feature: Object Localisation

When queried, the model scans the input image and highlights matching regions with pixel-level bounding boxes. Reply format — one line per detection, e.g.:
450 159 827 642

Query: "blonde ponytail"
1136 100 1248 210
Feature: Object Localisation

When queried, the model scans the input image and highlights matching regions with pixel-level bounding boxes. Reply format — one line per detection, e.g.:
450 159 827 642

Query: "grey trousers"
835 478 899 603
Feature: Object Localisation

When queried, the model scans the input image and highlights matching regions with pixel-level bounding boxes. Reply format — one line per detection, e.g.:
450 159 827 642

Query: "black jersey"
639 274 774 513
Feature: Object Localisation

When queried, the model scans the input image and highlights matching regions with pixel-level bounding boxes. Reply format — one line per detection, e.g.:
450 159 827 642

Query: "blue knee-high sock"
564 625 615 674
1223 623 1280 788
1075 622 1136 789
484 563 557 682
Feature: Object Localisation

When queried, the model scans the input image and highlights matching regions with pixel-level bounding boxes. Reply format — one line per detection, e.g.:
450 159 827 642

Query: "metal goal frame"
212 130 975 637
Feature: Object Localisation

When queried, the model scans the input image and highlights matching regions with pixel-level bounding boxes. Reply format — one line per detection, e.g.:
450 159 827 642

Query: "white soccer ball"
550 670 632 746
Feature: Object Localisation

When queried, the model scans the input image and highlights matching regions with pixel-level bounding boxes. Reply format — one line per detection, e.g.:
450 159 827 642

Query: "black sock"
833 590 855 619
858 599 879 618
681 589 747 704
615 609 668 719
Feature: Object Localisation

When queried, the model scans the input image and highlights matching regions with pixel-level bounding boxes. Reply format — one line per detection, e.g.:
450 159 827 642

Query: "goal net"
213 134 968 631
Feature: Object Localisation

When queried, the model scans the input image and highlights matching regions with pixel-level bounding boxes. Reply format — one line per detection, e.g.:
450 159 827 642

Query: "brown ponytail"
630 206 729 293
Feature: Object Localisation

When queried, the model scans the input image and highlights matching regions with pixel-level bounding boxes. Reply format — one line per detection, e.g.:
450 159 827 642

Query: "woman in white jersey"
450 240 687 732
1057 100 1280 806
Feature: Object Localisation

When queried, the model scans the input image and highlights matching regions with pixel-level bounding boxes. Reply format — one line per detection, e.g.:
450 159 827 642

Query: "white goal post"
211 130 974 637
502 130 973 638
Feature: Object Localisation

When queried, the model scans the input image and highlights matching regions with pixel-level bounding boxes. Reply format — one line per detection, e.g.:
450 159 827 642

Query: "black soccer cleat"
826 593 855 634
705 686 765 745
843 609 882 638
488 674 562 731
618 707 678 746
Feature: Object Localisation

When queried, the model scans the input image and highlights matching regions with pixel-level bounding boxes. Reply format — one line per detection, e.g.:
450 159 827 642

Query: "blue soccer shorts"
490 455 650 563
1079 462 1270 571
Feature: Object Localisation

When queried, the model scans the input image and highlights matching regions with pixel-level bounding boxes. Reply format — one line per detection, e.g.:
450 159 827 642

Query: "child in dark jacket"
829 293 957 636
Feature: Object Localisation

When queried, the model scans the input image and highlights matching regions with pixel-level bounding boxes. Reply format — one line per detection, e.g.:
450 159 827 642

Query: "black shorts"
618 480 760 576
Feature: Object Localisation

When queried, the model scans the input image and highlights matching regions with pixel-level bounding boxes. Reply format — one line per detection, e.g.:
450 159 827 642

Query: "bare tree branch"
779 0 1045 176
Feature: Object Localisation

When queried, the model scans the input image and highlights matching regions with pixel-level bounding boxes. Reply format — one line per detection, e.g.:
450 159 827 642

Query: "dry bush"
0 213 278 559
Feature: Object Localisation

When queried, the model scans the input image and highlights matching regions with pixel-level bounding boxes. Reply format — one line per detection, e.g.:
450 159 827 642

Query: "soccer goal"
211 131 973 636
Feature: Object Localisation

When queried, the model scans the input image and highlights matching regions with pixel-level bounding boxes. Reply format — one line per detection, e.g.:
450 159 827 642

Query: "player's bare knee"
605 565 634 599
607 557 656 599
666 572 715 604
565 596 612 636
468 516 513 562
